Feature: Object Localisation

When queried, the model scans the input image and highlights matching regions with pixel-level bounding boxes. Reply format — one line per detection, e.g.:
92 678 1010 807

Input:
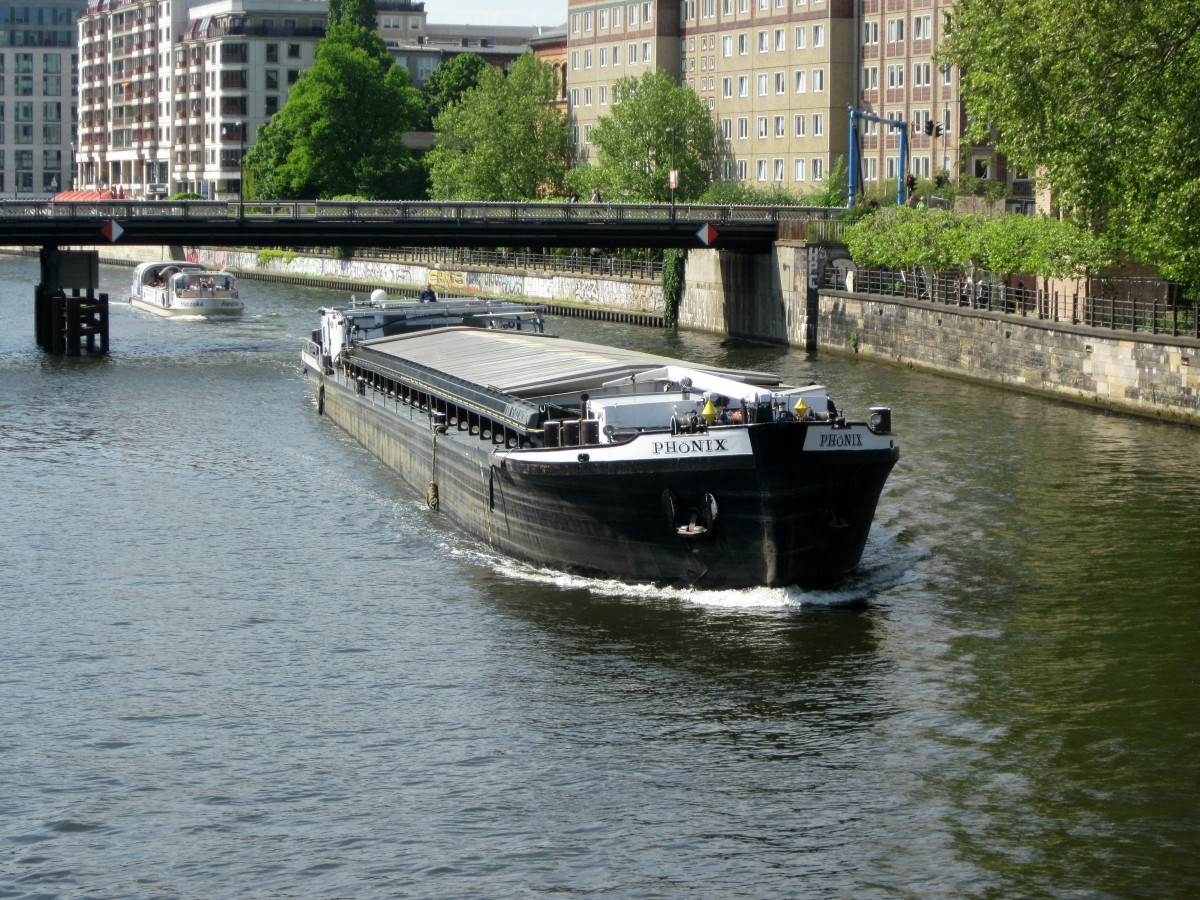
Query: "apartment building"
77 0 328 199
565 0 1004 196
565 1 680 161
0 1 85 197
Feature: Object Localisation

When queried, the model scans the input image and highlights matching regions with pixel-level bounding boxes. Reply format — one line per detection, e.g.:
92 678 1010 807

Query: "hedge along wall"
188 248 664 314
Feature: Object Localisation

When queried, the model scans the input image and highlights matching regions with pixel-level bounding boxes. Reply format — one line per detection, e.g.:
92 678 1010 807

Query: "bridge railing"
4 198 841 227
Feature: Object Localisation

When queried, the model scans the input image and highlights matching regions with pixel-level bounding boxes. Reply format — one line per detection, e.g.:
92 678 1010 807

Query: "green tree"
420 53 491 129
328 0 377 28
581 69 717 202
941 1 1200 283
427 53 569 200
244 24 426 200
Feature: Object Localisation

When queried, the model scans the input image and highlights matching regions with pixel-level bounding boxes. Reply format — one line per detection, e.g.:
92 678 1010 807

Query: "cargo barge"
301 295 899 589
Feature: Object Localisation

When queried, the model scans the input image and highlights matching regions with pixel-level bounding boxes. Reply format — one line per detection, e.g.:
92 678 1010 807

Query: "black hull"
309 367 898 590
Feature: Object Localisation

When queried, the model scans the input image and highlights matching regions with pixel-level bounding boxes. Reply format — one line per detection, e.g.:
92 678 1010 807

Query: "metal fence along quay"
828 266 1200 340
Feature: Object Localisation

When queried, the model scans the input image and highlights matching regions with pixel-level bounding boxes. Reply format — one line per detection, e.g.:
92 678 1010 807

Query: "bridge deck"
0 200 840 251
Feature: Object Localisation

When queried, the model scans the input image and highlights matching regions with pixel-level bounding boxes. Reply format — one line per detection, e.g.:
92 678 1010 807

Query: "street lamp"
666 127 677 220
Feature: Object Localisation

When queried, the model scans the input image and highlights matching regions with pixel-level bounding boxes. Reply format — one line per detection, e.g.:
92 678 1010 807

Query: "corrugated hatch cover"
359 328 782 399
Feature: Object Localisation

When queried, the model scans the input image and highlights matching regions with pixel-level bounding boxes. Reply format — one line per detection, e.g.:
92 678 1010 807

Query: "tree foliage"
697 157 848 208
941 1 1200 283
328 0 377 28
844 209 1110 279
579 69 718 203
427 53 570 200
420 54 491 129
244 24 425 200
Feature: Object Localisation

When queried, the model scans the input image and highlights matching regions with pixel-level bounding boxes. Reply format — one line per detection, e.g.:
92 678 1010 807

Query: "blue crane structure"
847 107 909 208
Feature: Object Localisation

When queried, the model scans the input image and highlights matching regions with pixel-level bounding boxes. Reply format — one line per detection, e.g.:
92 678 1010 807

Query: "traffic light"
934 123 944 137
923 120 934 136
935 174 948 188
906 173 917 195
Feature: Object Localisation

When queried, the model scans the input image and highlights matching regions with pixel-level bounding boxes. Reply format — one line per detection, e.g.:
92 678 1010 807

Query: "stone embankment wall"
818 290 1199 425
188 247 663 314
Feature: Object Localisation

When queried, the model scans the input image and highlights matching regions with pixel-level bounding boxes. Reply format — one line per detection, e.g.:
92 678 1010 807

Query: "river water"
1 254 1197 898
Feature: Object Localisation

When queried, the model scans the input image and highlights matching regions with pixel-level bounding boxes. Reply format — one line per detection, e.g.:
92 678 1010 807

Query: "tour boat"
301 293 899 590
130 261 243 317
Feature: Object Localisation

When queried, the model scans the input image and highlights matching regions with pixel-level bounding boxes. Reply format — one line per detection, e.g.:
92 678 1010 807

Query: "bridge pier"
680 242 849 348
35 247 107 356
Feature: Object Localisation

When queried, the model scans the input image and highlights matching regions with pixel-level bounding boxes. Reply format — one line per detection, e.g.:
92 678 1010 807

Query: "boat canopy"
357 328 784 399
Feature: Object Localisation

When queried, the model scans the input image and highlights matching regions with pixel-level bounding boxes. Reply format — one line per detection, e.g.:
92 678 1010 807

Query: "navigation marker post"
101 219 124 243
696 223 719 247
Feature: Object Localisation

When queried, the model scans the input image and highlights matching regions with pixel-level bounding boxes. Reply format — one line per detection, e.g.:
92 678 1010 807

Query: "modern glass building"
0 2 85 196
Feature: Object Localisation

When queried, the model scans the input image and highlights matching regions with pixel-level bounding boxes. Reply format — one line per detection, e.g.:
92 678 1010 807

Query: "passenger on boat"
419 284 437 303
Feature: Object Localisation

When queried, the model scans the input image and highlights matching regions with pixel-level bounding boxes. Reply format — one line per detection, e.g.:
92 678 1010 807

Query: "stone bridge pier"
679 241 849 348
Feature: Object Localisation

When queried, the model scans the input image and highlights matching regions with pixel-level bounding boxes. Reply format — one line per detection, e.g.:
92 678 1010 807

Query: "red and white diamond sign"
101 219 124 242
696 223 718 246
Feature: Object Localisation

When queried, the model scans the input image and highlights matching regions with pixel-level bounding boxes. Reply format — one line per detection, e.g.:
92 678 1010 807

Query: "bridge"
12 199 845 357
1 199 837 252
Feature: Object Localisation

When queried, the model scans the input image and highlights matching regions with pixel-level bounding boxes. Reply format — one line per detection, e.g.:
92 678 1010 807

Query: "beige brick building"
565 0 1009 199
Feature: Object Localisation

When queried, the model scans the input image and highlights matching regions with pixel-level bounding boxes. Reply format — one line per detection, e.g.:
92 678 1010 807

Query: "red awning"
52 190 123 201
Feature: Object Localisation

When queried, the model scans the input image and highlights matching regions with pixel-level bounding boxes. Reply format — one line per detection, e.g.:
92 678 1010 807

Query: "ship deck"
352 328 782 401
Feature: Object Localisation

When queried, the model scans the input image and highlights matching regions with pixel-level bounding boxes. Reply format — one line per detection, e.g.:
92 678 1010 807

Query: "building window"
737 159 747 180
863 66 878 90
774 158 784 181
887 19 904 43
913 14 931 40
794 114 805 137
774 115 785 137
795 26 805 50
775 72 785 94
757 74 768 96
813 69 824 92
721 118 731 140
794 157 806 181
813 24 824 47
287 44 300 59
756 159 767 181
914 62 930 87
812 158 824 180
738 33 748 55
794 70 806 93
758 31 768 53
813 114 824 136
738 75 748 97
774 29 785 52
757 116 767 138
737 117 748 139
266 44 279 63
863 21 878 45
722 77 732 98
